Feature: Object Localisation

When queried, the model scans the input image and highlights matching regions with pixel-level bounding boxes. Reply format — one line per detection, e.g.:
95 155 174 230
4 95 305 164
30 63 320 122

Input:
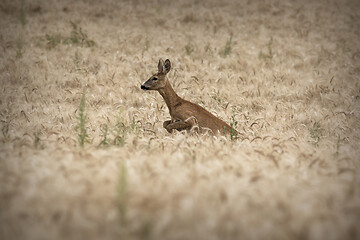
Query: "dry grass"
1 0 360 239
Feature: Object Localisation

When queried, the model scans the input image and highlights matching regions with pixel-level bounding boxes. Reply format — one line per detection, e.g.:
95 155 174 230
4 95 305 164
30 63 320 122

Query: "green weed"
113 125 126 147
309 121 323 145
16 37 24 58
76 88 90 147
337 39 351 53
185 43 194 55
65 21 95 47
139 218 153 240
45 34 61 49
229 108 238 141
97 111 139 148
19 6 27 26
336 135 341 154
144 35 150 52
113 111 127 147
205 43 213 55
130 116 140 134
259 37 273 59
2 123 9 139
33 131 43 149
99 124 110 147
73 51 81 69
210 90 222 104
223 35 233 57
46 22 95 49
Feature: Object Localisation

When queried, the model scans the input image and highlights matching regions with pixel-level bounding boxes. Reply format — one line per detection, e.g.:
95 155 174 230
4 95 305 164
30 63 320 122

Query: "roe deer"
141 59 238 136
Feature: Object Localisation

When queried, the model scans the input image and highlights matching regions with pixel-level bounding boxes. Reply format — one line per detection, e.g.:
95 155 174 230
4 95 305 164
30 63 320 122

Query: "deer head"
141 59 171 91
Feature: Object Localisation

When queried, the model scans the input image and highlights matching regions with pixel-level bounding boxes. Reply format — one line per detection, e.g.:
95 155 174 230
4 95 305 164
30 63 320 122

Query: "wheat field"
1 0 360 239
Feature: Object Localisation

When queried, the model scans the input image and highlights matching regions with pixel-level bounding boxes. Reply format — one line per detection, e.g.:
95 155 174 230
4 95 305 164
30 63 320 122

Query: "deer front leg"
163 120 172 129
165 120 192 133
164 117 197 133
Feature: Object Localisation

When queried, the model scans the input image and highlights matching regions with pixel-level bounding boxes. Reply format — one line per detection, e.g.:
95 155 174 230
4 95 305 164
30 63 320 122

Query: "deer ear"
158 59 164 73
163 59 171 74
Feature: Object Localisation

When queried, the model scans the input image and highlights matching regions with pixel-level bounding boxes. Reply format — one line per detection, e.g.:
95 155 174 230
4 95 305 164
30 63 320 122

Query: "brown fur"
141 59 236 135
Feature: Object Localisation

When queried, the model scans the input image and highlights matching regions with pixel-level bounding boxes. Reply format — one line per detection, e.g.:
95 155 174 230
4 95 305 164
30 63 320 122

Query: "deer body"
141 59 236 135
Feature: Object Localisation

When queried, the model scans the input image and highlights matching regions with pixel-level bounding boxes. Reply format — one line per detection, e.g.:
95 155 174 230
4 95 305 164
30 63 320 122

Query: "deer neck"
158 79 182 114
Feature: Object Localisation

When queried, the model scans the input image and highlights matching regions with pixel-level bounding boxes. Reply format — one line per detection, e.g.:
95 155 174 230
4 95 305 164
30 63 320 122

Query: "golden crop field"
1 0 360 239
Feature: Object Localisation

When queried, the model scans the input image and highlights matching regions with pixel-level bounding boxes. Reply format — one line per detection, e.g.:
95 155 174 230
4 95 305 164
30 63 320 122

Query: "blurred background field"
0 0 360 239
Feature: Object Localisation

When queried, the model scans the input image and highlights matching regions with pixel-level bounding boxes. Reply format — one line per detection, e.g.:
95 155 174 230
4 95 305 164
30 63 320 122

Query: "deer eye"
152 77 158 81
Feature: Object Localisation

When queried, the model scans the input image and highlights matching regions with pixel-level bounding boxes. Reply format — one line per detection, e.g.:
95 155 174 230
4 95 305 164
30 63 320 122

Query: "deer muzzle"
141 84 150 90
